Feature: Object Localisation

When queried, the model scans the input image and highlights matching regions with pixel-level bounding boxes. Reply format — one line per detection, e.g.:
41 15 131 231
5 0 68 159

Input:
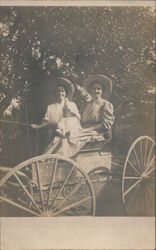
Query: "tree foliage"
0 6 155 151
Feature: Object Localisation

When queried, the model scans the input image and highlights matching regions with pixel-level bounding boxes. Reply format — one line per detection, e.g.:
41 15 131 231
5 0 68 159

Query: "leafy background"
0 7 155 153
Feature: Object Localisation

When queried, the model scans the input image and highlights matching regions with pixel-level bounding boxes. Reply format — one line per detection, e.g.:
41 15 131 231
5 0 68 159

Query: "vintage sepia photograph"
0 4 155 220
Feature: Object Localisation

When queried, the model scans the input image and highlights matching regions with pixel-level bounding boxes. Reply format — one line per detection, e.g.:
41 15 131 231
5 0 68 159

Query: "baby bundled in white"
42 97 83 156
55 98 82 139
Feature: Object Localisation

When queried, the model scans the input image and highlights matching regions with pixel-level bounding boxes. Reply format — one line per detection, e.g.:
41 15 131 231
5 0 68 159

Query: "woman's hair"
91 81 103 88
57 84 68 95
12 94 22 101
91 81 106 92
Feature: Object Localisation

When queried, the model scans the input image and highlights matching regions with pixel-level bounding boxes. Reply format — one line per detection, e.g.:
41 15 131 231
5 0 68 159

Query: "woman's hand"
63 98 71 117
75 84 81 90
31 124 39 130
31 121 49 130
64 98 70 109
55 128 64 138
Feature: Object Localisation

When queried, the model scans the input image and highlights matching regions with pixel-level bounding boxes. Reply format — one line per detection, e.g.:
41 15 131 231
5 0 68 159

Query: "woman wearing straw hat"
75 74 114 139
31 77 82 154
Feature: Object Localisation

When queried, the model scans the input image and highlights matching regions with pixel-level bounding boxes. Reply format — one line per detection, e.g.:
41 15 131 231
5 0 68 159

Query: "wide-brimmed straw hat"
82 74 112 98
55 77 75 100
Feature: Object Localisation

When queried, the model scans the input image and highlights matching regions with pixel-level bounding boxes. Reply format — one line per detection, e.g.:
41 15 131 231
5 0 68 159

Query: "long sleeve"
75 84 92 103
44 105 50 122
102 101 115 131
3 105 13 120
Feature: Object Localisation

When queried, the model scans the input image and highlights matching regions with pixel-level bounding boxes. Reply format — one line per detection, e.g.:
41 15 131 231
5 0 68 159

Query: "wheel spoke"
146 167 155 177
133 147 141 172
141 183 148 216
145 143 154 171
35 162 45 212
46 159 57 209
137 183 142 215
140 183 145 215
143 138 148 169
145 155 155 174
146 180 155 191
0 196 40 216
50 165 75 208
124 179 141 198
126 180 141 207
143 184 149 215
127 160 140 176
14 174 41 214
146 182 155 207
140 140 143 170
124 176 141 180
53 196 92 216
53 178 86 213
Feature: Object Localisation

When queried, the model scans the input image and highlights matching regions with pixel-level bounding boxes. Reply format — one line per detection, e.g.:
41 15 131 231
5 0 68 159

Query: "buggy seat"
71 130 112 154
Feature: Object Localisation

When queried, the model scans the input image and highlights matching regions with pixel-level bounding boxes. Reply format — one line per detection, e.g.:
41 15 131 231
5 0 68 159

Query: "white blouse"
44 101 80 125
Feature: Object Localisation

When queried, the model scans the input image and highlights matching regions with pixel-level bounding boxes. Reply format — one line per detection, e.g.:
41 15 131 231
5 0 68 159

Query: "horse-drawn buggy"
0 75 155 217
0 128 155 217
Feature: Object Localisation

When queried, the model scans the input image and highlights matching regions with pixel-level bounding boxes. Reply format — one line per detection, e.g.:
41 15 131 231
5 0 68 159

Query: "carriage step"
97 169 121 177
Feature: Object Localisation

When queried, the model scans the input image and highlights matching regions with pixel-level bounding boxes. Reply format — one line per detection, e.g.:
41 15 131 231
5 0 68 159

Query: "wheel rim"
122 136 155 216
0 128 4 155
0 154 96 216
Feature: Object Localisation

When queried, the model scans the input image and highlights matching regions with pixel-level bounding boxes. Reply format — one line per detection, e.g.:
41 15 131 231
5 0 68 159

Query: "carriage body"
75 151 111 173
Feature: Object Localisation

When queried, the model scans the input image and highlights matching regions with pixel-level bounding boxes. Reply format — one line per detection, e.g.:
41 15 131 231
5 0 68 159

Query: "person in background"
3 95 23 138
3 94 29 166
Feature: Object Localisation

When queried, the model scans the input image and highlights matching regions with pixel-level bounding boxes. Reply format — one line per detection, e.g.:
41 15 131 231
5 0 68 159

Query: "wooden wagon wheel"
0 154 96 216
122 136 155 216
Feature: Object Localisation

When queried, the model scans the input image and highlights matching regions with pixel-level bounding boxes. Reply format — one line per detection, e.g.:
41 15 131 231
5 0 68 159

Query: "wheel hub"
40 210 54 217
141 172 150 181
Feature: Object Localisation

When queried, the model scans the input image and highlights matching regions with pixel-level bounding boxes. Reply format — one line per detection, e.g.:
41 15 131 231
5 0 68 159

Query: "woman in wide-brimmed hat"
31 77 81 154
75 74 114 138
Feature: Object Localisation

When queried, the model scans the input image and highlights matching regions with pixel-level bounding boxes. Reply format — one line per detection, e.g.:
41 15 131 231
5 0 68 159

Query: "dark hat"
56 77 75 100
83 74 112 98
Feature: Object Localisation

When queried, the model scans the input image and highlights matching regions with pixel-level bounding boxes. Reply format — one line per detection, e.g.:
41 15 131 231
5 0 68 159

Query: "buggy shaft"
0 119 31 127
